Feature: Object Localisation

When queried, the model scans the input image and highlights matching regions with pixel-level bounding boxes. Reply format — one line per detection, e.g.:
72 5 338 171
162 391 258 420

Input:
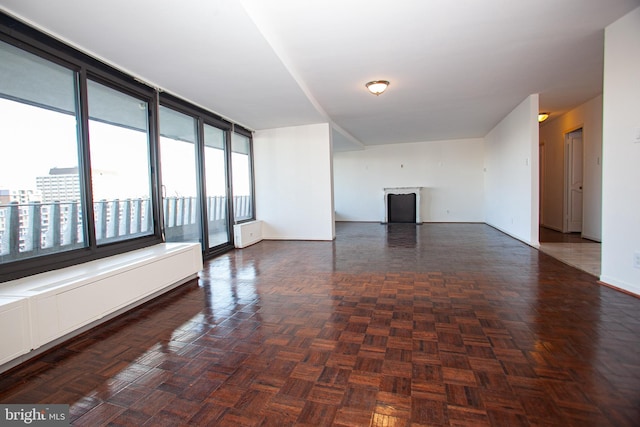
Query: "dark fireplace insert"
387 193 417 223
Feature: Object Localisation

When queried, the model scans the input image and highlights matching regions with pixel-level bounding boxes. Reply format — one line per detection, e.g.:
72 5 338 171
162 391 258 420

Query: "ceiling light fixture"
366 80 390 96
538 112 550 123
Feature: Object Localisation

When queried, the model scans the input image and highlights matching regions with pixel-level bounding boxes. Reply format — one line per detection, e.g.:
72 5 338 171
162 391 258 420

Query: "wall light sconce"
538 112 550 123
366 80 390 96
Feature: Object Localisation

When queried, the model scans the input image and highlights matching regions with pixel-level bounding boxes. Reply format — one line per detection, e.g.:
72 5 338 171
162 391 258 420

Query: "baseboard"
598 276 640 299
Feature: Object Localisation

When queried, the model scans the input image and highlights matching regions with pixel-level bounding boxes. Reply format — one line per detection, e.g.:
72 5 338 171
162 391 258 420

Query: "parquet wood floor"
1 223 639 426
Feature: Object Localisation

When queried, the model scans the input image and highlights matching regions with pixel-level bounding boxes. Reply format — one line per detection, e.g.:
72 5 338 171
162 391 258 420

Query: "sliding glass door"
158 99 235 255
159 106 201 245
203 123 230 249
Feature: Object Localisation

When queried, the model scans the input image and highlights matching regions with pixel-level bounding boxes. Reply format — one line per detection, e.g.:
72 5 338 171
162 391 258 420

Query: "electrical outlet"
634 251 640 269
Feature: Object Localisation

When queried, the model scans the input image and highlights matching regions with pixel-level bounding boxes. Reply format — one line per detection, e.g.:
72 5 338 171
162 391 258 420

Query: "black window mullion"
247 134 256 222
76 67 97 250
149 90 164 241
225 127 235 231
196 118 209 250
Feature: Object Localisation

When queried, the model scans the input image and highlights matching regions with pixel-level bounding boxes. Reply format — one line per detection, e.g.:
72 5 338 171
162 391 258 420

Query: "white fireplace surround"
383 187 422 223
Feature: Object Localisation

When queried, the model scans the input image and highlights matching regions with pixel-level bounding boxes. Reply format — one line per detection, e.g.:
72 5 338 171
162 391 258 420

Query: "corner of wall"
483 94 539 245
601 6 640 292
254 123 335 240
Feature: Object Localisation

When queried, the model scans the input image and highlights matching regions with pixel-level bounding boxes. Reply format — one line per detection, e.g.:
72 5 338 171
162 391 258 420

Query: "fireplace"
383 187 422 223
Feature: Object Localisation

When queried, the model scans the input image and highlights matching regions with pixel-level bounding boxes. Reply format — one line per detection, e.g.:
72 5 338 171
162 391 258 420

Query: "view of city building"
36 167 80 203
0 167 82 254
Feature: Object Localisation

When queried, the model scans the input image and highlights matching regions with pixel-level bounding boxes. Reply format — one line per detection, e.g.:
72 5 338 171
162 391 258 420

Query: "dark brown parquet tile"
1 222 639 426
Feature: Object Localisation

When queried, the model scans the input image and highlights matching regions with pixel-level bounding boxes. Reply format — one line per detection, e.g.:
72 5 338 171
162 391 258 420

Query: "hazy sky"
0 98 79 191
0 98 249 200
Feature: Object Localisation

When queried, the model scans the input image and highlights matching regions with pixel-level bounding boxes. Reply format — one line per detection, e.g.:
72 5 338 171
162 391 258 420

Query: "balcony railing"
0 195 252 262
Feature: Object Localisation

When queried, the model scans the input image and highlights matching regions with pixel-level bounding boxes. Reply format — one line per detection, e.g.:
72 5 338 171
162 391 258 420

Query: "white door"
539 143 545 226
566 130 583 233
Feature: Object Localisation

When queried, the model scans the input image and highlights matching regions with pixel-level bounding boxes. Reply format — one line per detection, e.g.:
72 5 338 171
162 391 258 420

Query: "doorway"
538 115 604 277
158 103 235 256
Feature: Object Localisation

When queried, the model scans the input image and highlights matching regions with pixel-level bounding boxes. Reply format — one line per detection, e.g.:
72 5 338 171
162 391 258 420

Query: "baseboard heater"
234 220 263 248
0 242 203 373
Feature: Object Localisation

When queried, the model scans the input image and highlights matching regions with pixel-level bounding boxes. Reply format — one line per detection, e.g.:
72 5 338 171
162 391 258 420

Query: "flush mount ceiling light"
366 80 390 96
538 112 550 123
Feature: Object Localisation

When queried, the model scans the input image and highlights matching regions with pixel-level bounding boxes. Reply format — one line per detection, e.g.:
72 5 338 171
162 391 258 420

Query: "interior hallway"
0 223 637 426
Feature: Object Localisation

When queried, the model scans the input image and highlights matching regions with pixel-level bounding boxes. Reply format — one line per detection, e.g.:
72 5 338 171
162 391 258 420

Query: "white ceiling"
1 0 639 151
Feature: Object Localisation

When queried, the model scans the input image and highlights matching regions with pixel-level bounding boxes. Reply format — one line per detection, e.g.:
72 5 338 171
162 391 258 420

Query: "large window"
159 105 201 244
87 80 154 245
159 98 242 254
203 124 230 249
0 24 161 282
0 40 86 263
231 131 254 222
0 14 255 282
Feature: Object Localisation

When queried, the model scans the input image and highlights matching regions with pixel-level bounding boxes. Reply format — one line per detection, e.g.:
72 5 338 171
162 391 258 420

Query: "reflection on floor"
538 227 601 278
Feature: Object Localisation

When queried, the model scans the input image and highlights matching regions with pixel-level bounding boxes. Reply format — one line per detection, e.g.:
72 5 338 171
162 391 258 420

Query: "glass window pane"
159 106 201 245
0 41 86 263
87 80 153 245
231 133 253 222
203 124 229 248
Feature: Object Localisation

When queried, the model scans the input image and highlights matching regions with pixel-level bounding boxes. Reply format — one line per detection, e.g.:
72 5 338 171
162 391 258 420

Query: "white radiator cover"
234 220 263 248
0 297 30 366
0 242 202 371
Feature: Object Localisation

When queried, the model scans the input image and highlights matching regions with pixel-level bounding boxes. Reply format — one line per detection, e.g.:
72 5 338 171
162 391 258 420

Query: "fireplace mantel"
383 187 422 223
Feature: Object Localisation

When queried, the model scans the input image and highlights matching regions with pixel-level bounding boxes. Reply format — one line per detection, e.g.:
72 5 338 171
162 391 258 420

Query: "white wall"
539 95 603 241
484 95 539 245
601 7 640 294
253 123 335 240
333 138 485 222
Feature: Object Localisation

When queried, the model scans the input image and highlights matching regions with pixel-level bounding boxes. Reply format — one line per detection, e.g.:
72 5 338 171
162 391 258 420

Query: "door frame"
158 94 236 258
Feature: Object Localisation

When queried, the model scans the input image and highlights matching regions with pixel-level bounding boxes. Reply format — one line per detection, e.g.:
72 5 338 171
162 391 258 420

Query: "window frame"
83 73 161 247
231 125 256 224
157 103 202 246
